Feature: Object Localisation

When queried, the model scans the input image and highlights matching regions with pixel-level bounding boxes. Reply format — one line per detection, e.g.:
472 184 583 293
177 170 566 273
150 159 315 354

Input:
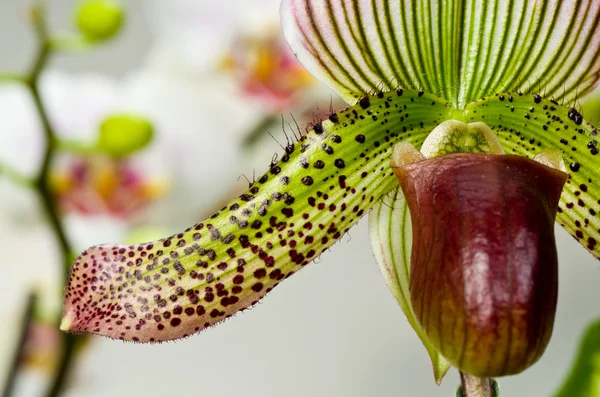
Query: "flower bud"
97 114 153 158
395 153 567 377
75 0 124 43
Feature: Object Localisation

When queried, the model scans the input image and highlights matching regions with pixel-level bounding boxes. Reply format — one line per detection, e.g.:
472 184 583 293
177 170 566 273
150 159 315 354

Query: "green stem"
19 5 79 397
0 73 24 83
241 115 279 148
1 293 36 397
48 35 92 52
30 79 72 271
42 335 77 397
27 5 71 265
458 372 497 397
56 138 99 155
0 162 34 188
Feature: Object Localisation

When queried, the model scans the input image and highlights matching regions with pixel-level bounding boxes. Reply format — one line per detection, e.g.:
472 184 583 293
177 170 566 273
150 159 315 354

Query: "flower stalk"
28 6 72 268
0 73 25 83
0 4 81 397
56 0 600 394
458 372 497 397
241 115 280 148
1 293 36 397
0 161 34 188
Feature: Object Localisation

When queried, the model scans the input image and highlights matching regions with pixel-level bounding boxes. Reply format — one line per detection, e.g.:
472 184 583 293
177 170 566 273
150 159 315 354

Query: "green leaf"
282 0 600 109
465 93 600 260
61 90 452 342
554 319 600 397
369 186 450 384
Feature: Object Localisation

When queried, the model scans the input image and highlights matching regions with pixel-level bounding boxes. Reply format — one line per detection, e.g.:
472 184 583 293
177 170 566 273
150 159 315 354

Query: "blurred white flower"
0 64 260 394
0 67 260 227
0 2 343 395
219 23 317 112
145 0 281 73
116 69 259 228
146 0 344 112
143 0 346 182
0 74 124 392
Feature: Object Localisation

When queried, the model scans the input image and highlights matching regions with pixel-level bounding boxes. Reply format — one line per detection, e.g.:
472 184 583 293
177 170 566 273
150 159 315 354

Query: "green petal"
282 0 600 109
554 318 600 397
61 90 452 342
369 186 450 384
465 93 600 260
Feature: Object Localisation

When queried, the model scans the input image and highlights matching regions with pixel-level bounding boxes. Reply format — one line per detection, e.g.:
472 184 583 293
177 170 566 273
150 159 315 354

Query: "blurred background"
0 1 599 396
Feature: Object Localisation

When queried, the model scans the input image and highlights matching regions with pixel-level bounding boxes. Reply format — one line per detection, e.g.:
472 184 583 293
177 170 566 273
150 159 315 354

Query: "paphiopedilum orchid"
61 0 600 390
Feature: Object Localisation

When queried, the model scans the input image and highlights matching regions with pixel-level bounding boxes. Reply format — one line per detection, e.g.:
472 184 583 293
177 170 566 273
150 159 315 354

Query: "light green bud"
75 0 124 42
97 114 153 157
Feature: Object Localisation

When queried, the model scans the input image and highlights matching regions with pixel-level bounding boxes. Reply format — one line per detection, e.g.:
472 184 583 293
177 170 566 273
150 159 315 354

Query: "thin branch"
16 5 79 397
1 293 36 397
31 71 79 397
0 73 25 83
56 139 99 155
26 4 71 266
241 115 280 148
0 161 34 188
42 335 78 397
48 35 92 52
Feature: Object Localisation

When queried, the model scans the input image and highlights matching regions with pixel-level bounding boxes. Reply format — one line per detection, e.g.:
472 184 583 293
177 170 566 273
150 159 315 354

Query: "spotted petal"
61 90 452 342
465 93 600 259
282 0 600 109
369 187 450 384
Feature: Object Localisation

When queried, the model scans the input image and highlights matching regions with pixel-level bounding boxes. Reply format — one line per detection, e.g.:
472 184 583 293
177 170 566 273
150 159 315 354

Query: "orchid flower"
219 24 317 112
61 0 600 387
0 64 262 392
145 0 345 149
